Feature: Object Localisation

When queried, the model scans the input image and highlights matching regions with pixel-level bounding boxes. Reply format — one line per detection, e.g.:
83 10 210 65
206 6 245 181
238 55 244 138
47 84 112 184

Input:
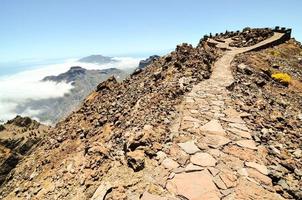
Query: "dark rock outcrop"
7 115 38 129
138 55 160 69
42 66 87 83
96 76 118 92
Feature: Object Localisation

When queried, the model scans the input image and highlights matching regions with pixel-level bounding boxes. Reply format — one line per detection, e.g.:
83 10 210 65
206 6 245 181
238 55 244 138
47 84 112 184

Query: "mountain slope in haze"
78 55 117 64
15 66 130 124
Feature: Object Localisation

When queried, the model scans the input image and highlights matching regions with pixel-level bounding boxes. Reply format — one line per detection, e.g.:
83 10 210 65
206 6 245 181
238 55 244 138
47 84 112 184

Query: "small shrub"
271 72 292 85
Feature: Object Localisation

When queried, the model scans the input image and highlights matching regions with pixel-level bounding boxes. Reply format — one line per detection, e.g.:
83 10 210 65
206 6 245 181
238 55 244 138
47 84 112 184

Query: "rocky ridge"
138 55 160 69
0 31 219 199
0 116 49 186
0 27 300 200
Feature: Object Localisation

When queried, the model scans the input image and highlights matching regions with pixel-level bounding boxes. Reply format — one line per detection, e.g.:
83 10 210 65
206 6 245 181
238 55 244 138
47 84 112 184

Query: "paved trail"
143 33 286 200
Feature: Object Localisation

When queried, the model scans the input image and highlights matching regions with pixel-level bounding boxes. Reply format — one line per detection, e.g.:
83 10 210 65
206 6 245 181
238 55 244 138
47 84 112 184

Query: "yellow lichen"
270 50 281 57
271 73 292 84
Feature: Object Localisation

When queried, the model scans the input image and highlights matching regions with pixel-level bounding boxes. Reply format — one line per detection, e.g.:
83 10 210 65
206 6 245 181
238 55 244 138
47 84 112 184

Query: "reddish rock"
234 178 283 199
226 127 252 139
236 140 257 150
190 152 217 167
245 161 268 175
199 119 226 136
246 168 272 186
166 171 220 200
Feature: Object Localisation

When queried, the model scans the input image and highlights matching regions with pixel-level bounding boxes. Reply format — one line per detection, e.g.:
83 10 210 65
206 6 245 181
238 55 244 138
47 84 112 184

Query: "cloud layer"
0 57 140 122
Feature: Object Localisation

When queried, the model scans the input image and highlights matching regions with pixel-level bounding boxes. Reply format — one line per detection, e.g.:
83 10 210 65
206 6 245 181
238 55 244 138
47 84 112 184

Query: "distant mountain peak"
6 115 40 128
69 66 86 71
78 54 116 64
25 66 130 124
42 66 87 83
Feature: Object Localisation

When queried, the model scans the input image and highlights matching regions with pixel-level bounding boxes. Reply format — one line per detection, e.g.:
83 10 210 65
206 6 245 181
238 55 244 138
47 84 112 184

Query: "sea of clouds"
0 57 140 123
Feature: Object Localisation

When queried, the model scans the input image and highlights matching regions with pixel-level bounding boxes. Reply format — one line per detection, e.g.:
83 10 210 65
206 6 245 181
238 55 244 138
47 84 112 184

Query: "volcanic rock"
126 150 145 172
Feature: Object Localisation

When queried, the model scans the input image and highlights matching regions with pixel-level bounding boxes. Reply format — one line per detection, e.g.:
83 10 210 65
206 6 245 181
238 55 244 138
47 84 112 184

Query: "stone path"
142 33 286 200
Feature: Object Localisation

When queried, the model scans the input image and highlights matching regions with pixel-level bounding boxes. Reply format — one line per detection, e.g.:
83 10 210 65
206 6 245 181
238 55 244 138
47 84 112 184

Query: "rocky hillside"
229 39 302 199
15 66 129 124
0 31 218 199
0 116 49 186
0 27 301 200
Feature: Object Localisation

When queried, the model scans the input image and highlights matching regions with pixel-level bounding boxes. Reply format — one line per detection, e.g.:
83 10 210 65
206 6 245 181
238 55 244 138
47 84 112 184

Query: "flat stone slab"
222 145 259 162
219 171 237 188
227 127 252 139
156 151 167 162
185 163 204 172
166 171 220 200
236 140 257 150
208 167 220 176
237 168 249 177
199 134 230 148
190 152 217 167
234 178 283 200
245 162 268 175
199 119 226 136
213 175 227 189
178 140 200 155
223 108 241 118
221 117 245 124
162 158 179 170
228 123 249 132
246 168 272 186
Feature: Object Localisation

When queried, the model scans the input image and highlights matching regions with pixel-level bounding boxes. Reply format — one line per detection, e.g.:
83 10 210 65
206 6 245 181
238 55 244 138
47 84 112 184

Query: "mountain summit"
0 27 301 200
78 55 116 64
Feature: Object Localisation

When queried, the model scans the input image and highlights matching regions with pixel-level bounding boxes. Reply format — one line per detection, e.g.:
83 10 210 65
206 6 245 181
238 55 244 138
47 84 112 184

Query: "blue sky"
0 0 301 63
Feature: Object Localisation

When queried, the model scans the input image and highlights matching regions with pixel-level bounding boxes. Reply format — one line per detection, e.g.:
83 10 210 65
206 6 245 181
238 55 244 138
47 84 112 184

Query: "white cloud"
0 57 141 123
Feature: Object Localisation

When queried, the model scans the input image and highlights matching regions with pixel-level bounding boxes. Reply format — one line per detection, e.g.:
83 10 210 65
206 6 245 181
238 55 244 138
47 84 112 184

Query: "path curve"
142 32 286 200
